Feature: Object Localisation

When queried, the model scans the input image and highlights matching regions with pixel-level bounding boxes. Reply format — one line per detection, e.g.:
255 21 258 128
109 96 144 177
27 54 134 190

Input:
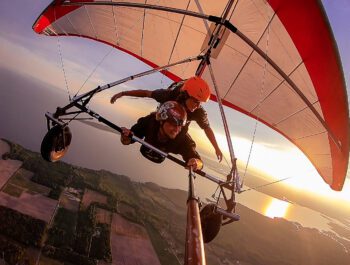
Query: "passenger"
120 101 203 171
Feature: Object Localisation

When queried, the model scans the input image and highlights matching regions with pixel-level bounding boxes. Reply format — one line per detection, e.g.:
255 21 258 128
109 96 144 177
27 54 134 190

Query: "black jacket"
131 113 201 163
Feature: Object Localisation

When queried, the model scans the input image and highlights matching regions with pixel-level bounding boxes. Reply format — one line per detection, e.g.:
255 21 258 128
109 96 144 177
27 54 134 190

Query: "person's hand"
216 148 223 162
110 92 124 104
120 127 132 145
186 158 203 171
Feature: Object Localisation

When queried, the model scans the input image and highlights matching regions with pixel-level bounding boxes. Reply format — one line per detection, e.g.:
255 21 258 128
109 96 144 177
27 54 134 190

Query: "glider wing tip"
330 181 344 192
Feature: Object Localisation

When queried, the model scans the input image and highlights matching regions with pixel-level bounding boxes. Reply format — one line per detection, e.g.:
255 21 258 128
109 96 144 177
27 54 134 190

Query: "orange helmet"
182 76 211 102
156 101 187 126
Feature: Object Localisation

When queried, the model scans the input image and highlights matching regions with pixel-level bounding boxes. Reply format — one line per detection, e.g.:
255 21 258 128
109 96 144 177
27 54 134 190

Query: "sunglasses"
168 116 186 126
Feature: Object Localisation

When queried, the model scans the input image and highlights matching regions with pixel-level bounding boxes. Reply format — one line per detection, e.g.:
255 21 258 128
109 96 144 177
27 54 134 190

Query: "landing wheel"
41 125 72 162
200 203 222 243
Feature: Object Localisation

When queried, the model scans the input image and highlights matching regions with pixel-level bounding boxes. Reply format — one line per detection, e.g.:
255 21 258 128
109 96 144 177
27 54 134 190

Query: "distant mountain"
1 139 350 265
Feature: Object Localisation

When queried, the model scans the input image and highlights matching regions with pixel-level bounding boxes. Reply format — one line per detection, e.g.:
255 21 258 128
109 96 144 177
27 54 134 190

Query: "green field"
2 183 24 197
7 168 50 195
46 208 78 249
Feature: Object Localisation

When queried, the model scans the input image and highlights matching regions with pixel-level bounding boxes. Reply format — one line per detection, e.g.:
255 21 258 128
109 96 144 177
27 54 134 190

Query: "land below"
0 139 349 265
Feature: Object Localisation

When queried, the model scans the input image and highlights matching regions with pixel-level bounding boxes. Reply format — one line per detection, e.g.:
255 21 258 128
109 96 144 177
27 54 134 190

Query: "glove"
120 127 132 145
186 158 203 171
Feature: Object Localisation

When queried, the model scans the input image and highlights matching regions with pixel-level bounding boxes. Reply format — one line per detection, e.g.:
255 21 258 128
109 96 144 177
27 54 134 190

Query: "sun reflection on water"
265 198 290 218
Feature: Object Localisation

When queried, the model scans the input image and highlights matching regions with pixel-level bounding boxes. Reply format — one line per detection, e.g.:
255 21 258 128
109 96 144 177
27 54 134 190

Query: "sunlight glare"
265 198 290 218
207 133 350 204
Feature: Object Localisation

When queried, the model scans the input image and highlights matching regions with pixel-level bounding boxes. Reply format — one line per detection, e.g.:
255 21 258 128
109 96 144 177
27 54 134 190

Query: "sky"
0 0 349 227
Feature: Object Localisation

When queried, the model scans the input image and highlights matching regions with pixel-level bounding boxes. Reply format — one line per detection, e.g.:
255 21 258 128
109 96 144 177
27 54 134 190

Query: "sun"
265 198 290 218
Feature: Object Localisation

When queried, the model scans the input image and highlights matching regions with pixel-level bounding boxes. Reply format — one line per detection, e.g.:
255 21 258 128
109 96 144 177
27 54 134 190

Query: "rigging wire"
74 46 115 97
54 7 72 101
140 0 147 58
211 172 294 198
239 176 293 193
242 4 273 183
66 112 82 125
128 0 167 90
159 0 192 88
111 2 121 45
75 0 162 98
222 154 231 170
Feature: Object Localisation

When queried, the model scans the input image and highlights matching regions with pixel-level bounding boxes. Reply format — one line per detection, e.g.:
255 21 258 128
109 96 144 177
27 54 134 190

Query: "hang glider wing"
33 0 349 191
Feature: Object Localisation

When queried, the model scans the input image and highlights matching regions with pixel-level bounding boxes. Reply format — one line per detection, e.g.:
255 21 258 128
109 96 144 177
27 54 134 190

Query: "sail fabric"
33 0 349 191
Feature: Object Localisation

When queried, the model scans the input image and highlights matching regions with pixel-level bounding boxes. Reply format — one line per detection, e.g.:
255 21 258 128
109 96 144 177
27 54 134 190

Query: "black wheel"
200 203 222 243
41 125 72 162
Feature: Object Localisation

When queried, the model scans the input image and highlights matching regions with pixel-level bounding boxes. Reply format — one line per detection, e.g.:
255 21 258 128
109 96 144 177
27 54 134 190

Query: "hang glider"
33 1 349 189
